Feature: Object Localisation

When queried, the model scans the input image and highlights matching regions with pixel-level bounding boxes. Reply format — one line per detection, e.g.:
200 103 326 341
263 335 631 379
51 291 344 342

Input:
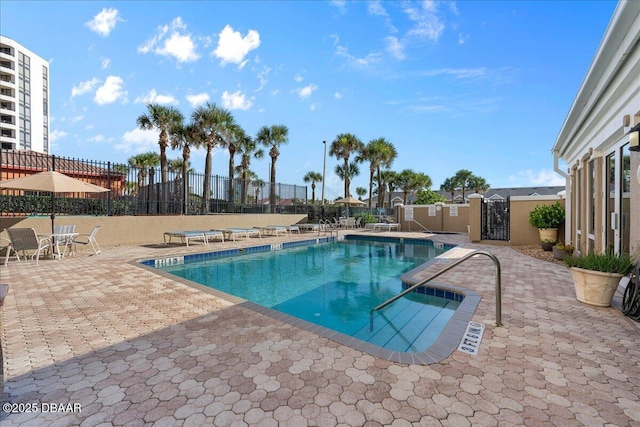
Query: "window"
621 144 630 254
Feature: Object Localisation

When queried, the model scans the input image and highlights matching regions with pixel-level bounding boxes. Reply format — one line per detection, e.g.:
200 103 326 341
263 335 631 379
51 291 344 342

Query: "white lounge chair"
71 225 102 255
164 230 224 247
4 228 52 265
216 228 262 242
258 225 289 237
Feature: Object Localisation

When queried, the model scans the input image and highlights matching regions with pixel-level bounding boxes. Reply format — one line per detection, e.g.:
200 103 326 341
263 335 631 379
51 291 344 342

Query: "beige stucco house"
553 0 640 257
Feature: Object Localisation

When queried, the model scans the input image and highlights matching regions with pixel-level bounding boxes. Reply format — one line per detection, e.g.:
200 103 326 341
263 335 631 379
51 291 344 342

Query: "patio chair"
3 228 52 266
71 225 102 255
53 224 76 257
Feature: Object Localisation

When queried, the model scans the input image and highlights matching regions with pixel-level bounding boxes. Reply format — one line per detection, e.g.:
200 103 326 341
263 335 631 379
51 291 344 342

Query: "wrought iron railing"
0 149 308 217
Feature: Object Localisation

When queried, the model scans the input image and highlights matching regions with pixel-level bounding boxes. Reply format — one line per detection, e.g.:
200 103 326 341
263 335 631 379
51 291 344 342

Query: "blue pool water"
156 238 461 353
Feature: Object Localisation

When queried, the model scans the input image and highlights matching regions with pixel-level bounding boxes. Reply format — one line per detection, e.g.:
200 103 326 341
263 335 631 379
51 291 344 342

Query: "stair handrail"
370 250 502 331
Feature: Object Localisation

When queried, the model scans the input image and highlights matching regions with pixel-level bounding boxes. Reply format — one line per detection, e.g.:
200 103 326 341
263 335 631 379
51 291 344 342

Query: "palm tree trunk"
228 147 235 209
368 168 374 209
343 158 349 198
270 156 277 210
202 146 213 213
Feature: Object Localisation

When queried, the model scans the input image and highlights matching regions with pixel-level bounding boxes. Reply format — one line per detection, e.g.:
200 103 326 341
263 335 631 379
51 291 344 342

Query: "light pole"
321 140 327 206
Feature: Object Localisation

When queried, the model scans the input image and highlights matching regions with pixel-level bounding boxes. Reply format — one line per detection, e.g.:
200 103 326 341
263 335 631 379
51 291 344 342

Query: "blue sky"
2 0 617 199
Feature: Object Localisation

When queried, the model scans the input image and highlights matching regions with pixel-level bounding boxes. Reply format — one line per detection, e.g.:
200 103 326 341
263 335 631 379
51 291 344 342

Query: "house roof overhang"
552 1 640 161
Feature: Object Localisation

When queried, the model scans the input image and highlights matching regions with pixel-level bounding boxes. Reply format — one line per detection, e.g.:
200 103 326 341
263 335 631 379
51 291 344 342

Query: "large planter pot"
538 228 558 243
570 267 623 307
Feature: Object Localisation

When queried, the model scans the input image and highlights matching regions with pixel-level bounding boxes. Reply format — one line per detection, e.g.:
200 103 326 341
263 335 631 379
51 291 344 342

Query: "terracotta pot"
570 267 623 307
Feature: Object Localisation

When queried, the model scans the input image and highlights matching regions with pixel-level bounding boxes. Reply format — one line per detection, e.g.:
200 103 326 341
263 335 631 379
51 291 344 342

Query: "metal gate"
481 198 510 241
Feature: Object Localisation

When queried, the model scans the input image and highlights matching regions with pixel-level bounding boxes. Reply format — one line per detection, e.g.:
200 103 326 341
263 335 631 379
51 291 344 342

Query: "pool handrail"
370 250 502 331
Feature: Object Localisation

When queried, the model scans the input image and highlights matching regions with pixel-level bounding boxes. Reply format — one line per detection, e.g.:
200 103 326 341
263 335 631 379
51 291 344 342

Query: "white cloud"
70 115 84 123
458 33 469 45
116 127 159 153
508 169 567 187
335 45 383 68
71 78 99 98
85 8 123 37
138 17 200 63
297 84 318 99
385 36 405 60
334 92 343 100
368 1 387 16
213 25 260 67
50 129 67 142
256 66 271 92
294 74 304 83
186 92 210 108
101 58 110 69
402 1 446 42
221 90 253 110
134 89 178 105
87 134 106 143
330 0 346 14
94 75 127 105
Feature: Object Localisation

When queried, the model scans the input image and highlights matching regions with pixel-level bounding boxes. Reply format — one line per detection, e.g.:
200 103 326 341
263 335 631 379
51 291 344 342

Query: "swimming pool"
148 236 480 362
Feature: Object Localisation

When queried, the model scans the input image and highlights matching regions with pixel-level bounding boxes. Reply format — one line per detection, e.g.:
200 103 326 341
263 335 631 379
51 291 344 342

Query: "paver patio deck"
1 231 639 426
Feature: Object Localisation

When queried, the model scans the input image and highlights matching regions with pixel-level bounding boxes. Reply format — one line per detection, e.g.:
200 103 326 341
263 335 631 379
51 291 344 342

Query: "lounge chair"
4 228 52 265
71 225 102 255
164 230 224 247
216 228 262 242
298 222 324 233
258 225 289 237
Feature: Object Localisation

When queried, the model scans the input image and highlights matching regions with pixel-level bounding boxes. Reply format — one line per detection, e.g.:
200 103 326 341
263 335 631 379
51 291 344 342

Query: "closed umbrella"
0 170 110 233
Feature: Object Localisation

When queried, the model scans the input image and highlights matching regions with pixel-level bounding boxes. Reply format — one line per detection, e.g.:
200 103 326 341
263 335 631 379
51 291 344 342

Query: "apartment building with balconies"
0 35 49 154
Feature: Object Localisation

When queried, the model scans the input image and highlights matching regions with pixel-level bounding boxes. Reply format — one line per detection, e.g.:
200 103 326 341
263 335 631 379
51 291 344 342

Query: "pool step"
354 295 457 352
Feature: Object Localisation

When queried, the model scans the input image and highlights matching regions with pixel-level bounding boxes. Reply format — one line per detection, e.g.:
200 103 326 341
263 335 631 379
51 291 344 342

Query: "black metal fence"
0 149 308 217
481 198 510 241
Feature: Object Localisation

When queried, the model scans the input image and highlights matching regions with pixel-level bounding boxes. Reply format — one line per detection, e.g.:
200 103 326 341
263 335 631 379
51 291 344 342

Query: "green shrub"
354 211 376 224
528 202 565 229
563 252 636 275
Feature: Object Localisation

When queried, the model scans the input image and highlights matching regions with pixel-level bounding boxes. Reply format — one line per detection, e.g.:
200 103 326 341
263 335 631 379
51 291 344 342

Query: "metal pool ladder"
370 250 503 331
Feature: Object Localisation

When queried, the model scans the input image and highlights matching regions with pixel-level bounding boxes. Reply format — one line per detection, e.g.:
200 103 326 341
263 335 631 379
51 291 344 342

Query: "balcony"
0 101 15 112
0 60 14 71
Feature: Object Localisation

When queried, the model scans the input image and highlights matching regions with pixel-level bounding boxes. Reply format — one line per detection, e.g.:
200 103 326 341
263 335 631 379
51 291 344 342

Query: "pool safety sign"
457 321 485 356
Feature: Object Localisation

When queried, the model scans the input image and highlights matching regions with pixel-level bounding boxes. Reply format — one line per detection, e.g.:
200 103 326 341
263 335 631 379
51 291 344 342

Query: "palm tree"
192 103 236 213
220 123 247 208
136 104 184 212
329 133 364 198
303 171 323 204
127 152 160 194
440 177 457 203
380 169 398 209
252 178 266 205
453 169 474 201
397 169 432 204
356 186 367 200
334 161 361 195
256 124 289 210
359 137 397 209
169 122 198 214
468 175 490 194
235 133 264 205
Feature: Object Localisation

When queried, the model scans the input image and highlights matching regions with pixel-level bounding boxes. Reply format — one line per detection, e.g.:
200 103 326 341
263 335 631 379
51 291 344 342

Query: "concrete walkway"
1 231 639 426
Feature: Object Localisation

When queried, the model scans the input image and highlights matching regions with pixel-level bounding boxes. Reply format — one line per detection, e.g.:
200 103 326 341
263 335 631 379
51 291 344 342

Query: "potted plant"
552 242 575 260
563 252 636 307
528 202 565 246
540 238 555 252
